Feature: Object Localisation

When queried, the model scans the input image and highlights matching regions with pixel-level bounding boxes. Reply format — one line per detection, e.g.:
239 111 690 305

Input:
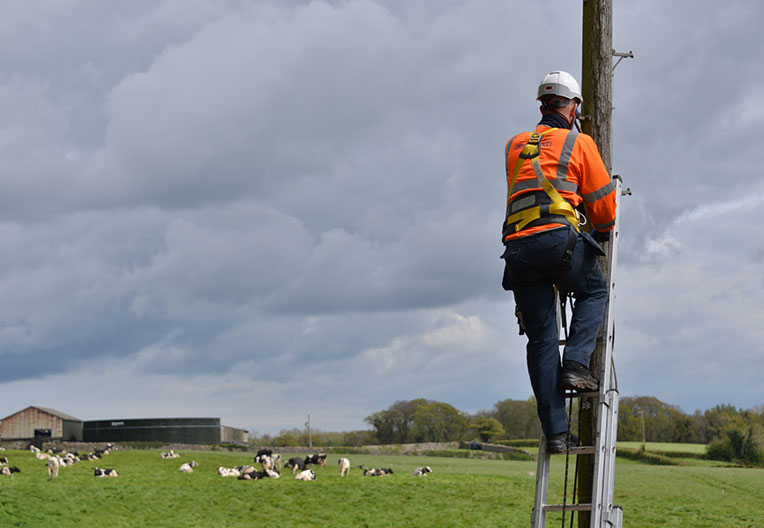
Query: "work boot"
560 360 599 391
546 432 579 454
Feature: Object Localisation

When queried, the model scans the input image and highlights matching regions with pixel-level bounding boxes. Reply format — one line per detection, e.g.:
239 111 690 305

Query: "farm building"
0 406 83 442
83 417 248 444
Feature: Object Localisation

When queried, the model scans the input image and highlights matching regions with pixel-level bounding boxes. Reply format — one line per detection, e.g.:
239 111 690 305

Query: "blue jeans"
503 227 608 436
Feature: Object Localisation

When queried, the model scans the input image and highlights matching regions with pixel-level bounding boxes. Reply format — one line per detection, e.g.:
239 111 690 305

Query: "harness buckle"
520 132 542 160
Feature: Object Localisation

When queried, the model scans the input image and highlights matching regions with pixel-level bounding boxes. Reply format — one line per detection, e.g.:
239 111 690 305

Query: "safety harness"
503 128 582 275
504 128 581 237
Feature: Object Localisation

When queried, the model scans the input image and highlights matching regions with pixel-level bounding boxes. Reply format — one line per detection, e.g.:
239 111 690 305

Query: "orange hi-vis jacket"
503 125 617 242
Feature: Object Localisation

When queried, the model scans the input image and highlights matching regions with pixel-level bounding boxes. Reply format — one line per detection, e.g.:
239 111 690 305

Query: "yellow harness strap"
505 129 580 234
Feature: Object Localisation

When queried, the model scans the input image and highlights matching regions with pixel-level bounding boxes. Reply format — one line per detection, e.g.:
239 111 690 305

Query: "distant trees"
251 395 763 467
471 417 506 442
364 399 469 444
618 396 693 443
481 397 540 439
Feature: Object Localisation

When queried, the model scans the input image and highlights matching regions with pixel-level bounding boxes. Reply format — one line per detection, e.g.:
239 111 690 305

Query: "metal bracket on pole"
612 50 634 72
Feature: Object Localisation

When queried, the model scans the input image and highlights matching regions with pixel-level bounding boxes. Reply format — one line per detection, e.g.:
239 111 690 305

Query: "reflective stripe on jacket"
503 125 616 242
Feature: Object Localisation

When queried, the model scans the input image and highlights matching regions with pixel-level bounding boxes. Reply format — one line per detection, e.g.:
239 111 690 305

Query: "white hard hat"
537 71 583 103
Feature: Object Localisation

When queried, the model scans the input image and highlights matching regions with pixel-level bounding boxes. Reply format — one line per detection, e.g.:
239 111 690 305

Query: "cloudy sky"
1 0 762 435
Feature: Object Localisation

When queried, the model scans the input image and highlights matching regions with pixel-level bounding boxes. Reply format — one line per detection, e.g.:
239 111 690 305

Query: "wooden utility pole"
579 0 613 526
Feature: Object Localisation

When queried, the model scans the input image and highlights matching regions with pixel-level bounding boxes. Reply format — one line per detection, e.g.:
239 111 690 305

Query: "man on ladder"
500 70 617 453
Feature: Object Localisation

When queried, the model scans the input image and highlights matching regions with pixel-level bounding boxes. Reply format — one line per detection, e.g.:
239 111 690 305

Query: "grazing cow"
338 457 350 477
47 457 61 479
285 457 306 474
412 466 432 477
295 469 317 481
94 467 119 477
178 461 198 473
303 453 327 467
1 466 21 476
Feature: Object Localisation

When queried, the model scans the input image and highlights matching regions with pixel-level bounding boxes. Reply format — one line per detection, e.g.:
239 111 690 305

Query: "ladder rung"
547 445 595 455
564 390 599 399
568 446 596 455
544 503 592 513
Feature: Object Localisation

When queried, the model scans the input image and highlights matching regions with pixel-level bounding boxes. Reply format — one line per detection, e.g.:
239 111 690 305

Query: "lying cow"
285 457 306 474
178 461 199 473
338 457 350 477
238 470 264 480
0 457 8 465
161 449 181 459
238 467 280 480
0 466 21 476
303 453 327 467
412 466 432 477
218 466 241 477
363 467 394 477
295 469 317 481
94 444 113 456
94 467 118 477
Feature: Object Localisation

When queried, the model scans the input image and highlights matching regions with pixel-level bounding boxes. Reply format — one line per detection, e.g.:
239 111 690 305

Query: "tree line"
250 396 764 466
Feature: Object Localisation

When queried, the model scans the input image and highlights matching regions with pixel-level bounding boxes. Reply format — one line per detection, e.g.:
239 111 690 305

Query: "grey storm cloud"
0 0 762 433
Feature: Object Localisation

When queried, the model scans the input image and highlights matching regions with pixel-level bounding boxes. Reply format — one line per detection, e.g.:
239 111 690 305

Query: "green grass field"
617 442 706 454
1 448 762 527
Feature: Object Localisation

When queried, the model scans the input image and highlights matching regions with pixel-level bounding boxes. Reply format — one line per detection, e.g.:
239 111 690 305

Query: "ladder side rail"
590 176 623 528
597 176 622 400
531 285 566 527
530 438 551 528
601 391 622 527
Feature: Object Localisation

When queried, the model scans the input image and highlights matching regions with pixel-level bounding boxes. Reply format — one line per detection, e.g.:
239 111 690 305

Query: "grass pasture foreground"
0 448 762 527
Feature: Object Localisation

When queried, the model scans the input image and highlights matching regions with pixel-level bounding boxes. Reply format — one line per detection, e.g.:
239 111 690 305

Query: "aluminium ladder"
530 176 626 528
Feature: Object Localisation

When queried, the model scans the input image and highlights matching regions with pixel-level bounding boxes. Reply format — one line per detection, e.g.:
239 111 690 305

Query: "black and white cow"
303 453 327 467
363 467 394 477
94 467 119 477
178 461 199 473
0 466 21 476
285 457 306 474
412 466 432 476
295 469 317 481
218 466 241 477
